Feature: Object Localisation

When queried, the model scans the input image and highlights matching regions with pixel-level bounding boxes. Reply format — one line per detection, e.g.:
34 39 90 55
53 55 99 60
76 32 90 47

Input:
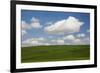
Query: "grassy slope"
21 45 90 63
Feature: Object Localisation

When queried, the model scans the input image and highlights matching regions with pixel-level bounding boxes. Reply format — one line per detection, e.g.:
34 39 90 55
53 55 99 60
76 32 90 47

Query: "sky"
21 10 90 47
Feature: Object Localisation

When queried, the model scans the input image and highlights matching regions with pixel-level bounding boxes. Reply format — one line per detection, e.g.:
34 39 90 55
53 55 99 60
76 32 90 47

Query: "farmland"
21 45 90 63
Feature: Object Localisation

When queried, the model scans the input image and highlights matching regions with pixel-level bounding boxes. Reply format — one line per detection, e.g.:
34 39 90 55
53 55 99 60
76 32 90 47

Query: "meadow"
21 45 90 63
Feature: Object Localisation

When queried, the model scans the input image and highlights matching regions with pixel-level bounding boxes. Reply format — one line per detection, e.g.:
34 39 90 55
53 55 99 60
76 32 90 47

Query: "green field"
21 45 90 63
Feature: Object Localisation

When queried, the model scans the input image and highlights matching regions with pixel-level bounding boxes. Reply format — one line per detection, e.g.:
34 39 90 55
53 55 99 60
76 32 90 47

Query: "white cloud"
85 37 90 41
28 37 45 41
51 40 56 42
31 40 39 44
22 35 90 47
21 17 42 37
23 41 42 47
21 17 42 30
22 30 27 36
76 33 85 38
63 34 89 45
82 37 90 44
22 37 47 47
44 43 51 46
57 39 65 45
22 38 43 47
21 21 31 29
38 37 45 41
73 39 82 44
63 35 75 40
21 21 30 37
72 37 90 45
30 17 42 29
22 37 65 47
44 16 83 34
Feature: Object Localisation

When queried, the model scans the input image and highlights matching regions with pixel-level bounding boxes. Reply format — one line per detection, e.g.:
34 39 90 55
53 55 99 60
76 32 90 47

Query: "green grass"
21 45 90 63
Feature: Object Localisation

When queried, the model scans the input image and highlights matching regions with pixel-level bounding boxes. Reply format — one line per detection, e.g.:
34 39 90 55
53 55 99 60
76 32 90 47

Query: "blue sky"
21 10 90 47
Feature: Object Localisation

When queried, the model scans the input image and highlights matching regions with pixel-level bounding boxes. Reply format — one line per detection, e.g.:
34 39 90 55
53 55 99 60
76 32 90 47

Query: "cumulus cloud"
22 30 27 36
22 37 45 47
22 35 90 47
63 35 75 40
22 17 42 29
62 34 89 45
29 37 45 41
73 38 90 45
73 39 82 45
76 33 85 38
22 37 65 47
21 17 42 37
21 21 31 30
71 36 90 45
57 39 65 45
82 37 90 44
22 40 41 47
44 16 84 34
30 17 42 29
